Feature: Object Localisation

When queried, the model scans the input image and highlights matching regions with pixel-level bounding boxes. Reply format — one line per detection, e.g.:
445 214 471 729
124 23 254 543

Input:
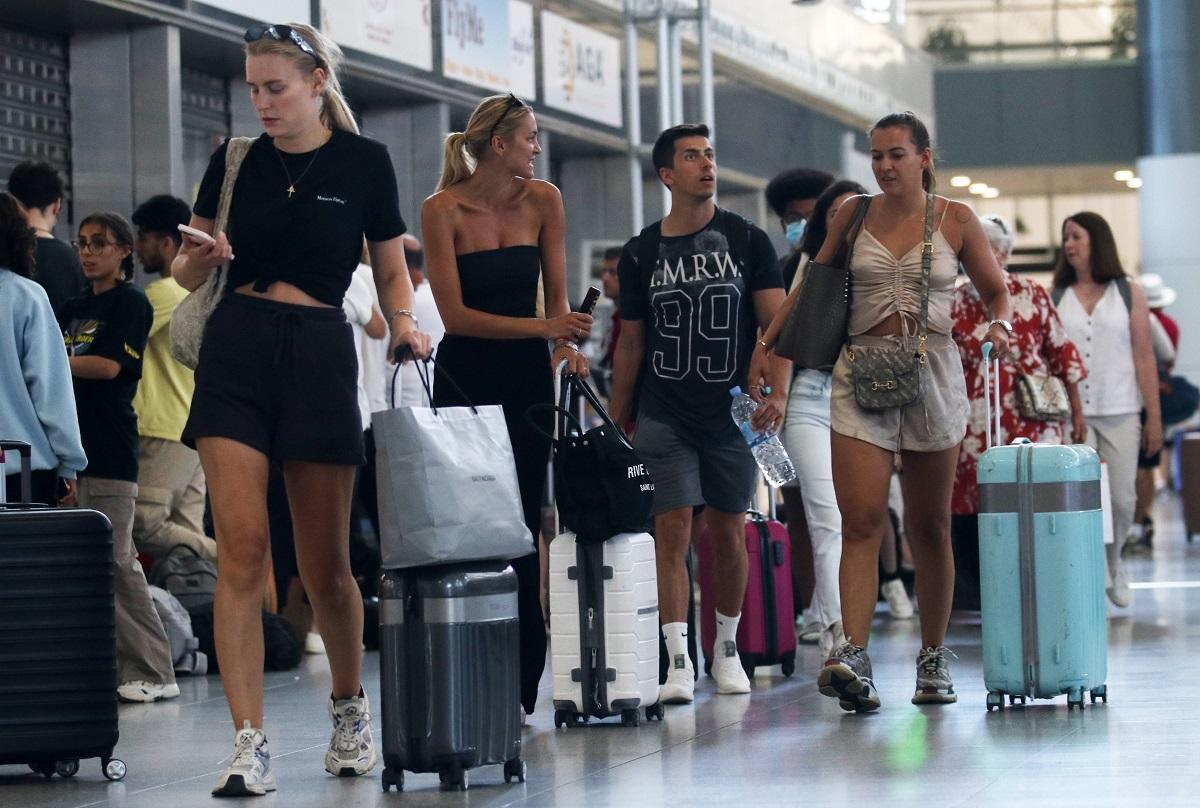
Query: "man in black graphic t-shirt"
610 124 788 705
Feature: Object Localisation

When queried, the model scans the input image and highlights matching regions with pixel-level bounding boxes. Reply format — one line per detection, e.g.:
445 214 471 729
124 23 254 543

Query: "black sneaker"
818 642 881 713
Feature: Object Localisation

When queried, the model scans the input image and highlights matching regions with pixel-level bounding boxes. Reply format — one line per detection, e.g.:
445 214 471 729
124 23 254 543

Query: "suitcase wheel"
781 654 796 678
646 702 665 722
438 763 468 791
1066 688 1084 710
503 757 526 784
703 659 712 678
1009 695 1026 707
54 759 79 778
620 708 640 727
30 761 54 779
742 661 756 680
554 709 588 729
986 692 1005 712
102 758 127 781
1090 685 1107 704
381 766 403 792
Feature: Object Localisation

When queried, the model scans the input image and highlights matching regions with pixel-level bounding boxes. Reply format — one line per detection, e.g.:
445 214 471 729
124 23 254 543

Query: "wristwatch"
989 319 1013 336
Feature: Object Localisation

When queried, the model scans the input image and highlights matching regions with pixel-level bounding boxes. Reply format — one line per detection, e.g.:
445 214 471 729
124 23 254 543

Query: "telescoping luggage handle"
0 440 34 507
982 342 1002 449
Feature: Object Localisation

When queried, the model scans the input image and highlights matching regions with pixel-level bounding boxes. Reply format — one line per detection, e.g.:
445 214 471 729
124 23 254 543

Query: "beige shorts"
830 332 968 453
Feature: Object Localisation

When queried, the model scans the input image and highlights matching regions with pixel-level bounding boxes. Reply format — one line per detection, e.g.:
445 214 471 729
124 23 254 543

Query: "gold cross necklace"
273 130 331 199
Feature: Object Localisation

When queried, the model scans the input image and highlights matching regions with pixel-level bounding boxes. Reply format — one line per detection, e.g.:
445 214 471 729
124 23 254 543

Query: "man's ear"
50 198 63 218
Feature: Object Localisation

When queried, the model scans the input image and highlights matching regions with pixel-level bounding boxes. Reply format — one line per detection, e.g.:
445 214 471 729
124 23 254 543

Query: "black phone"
579 285 602 316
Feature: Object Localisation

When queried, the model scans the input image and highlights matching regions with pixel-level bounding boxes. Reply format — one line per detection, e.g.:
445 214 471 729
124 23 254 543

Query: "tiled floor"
4 494 1198 807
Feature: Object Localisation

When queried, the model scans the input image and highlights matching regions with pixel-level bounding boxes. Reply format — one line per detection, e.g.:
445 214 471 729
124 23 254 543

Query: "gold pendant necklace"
273 131 330 199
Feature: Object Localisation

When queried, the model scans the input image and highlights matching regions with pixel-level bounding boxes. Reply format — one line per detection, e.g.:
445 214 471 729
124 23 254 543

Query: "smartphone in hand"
177 223 215 244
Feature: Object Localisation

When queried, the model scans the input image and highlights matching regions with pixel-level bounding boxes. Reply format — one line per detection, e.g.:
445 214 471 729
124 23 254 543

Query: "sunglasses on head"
489 93 529 141
244 24 324 68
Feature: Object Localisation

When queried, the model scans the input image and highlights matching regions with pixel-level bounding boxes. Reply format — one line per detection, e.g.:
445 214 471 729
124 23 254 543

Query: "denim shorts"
632 412 757 515
830 332 968 453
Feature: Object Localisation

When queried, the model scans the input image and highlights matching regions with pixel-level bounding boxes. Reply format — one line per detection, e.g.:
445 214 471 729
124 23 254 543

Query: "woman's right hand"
543 311 593 342
179 231 233 279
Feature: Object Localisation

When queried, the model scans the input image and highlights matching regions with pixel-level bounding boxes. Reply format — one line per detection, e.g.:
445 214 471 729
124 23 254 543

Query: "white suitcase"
549 530 664 727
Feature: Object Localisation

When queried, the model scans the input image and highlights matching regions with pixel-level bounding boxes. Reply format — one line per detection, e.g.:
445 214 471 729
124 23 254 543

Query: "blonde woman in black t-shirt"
171 23 430 798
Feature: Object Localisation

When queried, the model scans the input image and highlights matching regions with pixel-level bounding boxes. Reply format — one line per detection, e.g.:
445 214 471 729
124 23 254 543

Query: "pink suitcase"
696 510 796 678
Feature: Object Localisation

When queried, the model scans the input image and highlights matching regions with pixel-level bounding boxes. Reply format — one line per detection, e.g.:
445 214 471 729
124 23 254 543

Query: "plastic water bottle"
729 387 797 487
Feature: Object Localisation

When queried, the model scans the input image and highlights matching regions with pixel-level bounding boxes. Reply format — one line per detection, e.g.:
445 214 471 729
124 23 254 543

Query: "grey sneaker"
817 642 880 713
212 722 275 797
912 646 958 704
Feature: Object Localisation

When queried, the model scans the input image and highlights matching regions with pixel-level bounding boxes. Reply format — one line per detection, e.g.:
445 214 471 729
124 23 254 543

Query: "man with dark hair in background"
594 245 623 398
764 167 834 291
6 160 85 317
129 194 215 561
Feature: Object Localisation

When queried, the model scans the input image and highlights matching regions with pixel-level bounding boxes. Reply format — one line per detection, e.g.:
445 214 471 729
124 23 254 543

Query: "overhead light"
981 188 1000 199
950 175 971 188
968 183 989 195
1114 169 1134 182
1127 178 1143 189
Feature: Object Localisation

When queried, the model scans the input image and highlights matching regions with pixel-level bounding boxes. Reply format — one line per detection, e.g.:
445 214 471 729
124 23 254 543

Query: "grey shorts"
632 412 757 516
830 332 968 453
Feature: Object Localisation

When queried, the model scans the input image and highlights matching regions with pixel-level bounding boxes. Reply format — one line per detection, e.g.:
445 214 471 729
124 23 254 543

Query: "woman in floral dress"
950 214 1087 610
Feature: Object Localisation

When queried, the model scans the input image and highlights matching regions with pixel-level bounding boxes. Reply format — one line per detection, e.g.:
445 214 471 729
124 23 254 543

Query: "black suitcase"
379 561 525 793
0 440 126 782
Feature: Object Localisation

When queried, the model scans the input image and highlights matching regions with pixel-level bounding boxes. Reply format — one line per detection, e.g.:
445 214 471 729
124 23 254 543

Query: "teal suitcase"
976 348 1108 711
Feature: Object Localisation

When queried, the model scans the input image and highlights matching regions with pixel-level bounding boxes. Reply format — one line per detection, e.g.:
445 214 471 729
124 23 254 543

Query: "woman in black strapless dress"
422 94 592 715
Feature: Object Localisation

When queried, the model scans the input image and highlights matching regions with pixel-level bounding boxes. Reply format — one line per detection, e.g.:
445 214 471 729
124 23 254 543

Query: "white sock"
715 611 741 656
661 622 690 670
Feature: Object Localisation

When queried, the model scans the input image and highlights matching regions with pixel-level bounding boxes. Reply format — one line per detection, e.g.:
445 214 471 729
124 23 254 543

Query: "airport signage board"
540 11 621 129
196 0 311 25
321 1 434 72
441 0 534 96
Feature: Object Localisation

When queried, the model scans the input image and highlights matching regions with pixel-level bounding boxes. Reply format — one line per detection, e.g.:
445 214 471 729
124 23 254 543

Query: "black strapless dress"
432 245 552 714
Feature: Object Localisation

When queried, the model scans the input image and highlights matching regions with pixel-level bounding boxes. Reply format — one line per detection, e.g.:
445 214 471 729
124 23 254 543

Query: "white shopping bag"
1099 461 1114 545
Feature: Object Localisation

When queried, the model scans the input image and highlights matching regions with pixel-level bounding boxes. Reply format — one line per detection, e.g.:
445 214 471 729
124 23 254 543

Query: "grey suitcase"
379 561 525 792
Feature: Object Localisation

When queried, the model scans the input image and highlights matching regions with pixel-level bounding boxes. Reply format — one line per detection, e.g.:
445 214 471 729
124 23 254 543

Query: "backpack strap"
1051 286 1065 307
636 221 662 291
1115 276 1132 312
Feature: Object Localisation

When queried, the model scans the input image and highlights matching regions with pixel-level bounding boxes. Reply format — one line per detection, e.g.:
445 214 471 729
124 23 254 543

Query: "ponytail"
320 69 359 134
436 95 532 191
437 132 476 192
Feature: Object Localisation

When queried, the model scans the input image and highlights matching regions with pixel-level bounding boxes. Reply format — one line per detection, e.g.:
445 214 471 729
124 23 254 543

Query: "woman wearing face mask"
422 93 592 720
172 22 430 797
949 214 1087 611
754 111 1011 713
1052 212 1161 610
60 212 179 708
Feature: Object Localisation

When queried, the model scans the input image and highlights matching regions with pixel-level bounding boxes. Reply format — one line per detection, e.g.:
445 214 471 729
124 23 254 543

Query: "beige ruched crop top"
848 209 958 336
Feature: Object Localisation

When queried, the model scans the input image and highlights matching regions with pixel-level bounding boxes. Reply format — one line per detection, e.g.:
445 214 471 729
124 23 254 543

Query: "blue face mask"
785 219 807 248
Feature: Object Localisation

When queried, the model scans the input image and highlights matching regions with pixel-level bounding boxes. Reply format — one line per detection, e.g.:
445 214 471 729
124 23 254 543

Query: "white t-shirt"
352 265 390 421
342 266 384 431
396 281 446 408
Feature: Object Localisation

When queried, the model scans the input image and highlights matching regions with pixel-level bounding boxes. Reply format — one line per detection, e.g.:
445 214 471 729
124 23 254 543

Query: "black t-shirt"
618 209 781 437
34 236 86 320
60 284 152 483
779 250 805 293
193 129 406 307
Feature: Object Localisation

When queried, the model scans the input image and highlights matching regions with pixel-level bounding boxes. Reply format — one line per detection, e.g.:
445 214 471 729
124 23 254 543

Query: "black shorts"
182 293 364 465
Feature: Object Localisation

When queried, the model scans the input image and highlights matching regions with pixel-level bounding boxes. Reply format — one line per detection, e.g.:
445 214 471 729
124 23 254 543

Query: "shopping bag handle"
558 371 636 453
390 347 479 415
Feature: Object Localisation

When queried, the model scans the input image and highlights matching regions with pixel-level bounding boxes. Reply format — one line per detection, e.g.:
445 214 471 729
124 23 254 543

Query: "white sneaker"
305 632 327 655
881 579 915 619
325 690 377 777
117 680 180 703
659 653 695 704
1107 564 1132 608
817 620 846 658
212 722 275 797
710 642 751 695
797 621 822 644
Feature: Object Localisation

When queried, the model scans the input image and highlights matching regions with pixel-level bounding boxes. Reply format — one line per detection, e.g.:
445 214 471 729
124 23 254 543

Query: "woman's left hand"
1071 411 1088 445
984 323 1010 360
554 344 589 377
1142 414 1164 456
749 386 787 433
391 329 433 362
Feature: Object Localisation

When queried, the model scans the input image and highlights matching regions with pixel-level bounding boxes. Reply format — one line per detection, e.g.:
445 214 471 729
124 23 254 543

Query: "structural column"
360 101 451 239
1137 0 1200 379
